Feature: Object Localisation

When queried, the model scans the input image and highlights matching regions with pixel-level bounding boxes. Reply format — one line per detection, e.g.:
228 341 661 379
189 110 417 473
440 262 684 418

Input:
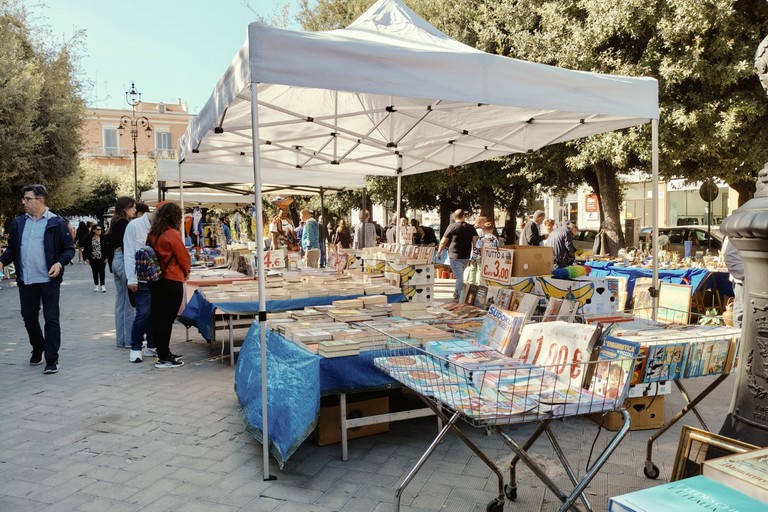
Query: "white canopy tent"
178 0 659 476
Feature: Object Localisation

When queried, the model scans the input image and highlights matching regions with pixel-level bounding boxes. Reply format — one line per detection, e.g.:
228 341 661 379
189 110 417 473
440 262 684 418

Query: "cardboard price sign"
480 247 514 285
260 249 286 270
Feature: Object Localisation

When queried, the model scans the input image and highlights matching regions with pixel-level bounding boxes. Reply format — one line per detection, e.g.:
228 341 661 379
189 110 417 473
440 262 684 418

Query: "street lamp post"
117 82 152 201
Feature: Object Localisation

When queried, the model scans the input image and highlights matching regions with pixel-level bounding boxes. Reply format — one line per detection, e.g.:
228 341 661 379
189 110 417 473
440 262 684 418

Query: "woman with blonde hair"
108 196 137 348
333 219 352 249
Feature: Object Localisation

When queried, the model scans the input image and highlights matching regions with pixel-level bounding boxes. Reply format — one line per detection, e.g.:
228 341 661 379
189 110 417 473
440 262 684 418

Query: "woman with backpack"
146 202 190 369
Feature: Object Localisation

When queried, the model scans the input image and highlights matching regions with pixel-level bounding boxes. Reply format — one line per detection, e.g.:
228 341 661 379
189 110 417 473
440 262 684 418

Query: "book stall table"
595 314 742 480
369 321 639 512
234 323 435 468
585 261 733 312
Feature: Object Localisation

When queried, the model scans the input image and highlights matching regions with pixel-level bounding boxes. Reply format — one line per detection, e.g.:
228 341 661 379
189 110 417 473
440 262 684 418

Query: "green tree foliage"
0 0 85 219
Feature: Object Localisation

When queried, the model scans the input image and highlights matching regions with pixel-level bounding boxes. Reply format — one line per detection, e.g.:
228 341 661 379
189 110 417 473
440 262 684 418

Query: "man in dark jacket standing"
0 184 75 374
549 220 577 270
520 210 545 246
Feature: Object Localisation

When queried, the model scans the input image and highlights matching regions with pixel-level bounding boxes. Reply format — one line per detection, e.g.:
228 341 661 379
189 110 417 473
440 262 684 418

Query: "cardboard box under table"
590 395 665 431
234 324 434 468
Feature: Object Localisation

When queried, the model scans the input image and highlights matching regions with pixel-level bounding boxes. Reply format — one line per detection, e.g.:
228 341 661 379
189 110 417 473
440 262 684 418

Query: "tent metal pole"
396 160 402 244
319 187 325 264
361 187 367 246
651 119 659 319
250 83 273 481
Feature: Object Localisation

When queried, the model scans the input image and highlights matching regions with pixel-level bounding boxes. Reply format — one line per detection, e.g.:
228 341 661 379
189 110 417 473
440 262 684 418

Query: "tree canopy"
0 0 85 221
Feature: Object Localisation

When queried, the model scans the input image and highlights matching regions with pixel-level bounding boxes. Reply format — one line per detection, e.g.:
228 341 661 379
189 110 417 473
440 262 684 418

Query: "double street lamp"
117 82 152 201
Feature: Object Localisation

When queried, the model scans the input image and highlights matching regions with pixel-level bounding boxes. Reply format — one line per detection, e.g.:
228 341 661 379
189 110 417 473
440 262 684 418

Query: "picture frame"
670 425 758 481
657 282 692 324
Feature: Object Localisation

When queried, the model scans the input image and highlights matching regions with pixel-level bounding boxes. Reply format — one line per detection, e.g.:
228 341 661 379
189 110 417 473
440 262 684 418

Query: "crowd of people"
0 185 191 373
0 182 592 373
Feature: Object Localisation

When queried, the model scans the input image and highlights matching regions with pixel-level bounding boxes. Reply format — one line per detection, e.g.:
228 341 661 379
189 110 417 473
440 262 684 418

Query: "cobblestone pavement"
0 264 736 511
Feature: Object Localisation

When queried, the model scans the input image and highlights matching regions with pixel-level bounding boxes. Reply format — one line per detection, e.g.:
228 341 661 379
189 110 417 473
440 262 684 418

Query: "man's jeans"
130 282 155 351
19 281 61 364
449 258 469 300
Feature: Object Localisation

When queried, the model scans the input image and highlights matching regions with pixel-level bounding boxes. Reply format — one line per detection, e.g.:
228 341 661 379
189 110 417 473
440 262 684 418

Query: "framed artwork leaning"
671 425 758 482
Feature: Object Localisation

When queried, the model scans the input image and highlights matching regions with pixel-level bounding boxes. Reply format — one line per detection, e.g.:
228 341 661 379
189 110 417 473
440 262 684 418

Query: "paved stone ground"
0 264 736 511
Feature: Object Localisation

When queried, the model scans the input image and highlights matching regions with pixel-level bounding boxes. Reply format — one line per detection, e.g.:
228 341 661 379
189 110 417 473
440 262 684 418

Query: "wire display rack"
368 321 638 512
581 307 742 480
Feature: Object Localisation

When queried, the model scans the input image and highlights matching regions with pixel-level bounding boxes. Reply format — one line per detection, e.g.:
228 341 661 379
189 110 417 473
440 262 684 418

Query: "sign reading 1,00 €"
480 247 514 285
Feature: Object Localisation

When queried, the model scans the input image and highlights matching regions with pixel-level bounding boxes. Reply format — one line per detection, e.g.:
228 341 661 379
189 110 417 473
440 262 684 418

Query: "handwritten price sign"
260 250 286 270
480 247 513 285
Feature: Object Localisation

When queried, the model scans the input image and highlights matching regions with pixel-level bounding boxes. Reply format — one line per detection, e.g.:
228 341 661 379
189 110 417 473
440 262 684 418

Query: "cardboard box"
311 396 389 446
626 381 671 399
402 264 435 285
403 285 434 303
502 245 553 277
590 395 665 431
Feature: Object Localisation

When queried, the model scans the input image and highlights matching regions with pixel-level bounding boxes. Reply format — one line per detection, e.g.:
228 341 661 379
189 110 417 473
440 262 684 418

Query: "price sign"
260 249 286 270
480 247 514 285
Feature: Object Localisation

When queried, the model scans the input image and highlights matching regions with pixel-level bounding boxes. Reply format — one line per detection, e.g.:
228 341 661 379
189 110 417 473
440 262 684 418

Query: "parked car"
571 228 599 252
640 226 723 256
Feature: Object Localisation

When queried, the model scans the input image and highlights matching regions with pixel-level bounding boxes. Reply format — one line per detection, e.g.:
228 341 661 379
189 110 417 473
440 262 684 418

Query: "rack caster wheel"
643 462 660 479
504 483 517 501
486 497 505 512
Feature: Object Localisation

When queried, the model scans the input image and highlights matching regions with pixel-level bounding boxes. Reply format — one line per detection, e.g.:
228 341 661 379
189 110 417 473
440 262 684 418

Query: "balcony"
83 146 177 159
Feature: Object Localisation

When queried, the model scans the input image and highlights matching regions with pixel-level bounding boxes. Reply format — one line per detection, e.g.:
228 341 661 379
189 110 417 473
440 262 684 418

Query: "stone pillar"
718 35 768 444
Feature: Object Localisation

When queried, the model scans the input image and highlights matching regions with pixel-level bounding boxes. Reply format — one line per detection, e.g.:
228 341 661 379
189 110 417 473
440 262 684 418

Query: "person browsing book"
438 209 478 301
146 202 190 369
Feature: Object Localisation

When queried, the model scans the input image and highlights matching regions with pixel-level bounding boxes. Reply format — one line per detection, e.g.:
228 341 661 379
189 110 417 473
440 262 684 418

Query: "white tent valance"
179 0 657 177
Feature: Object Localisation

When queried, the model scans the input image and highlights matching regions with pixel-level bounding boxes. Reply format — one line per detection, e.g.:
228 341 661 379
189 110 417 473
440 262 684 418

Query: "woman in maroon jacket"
146 202 190 368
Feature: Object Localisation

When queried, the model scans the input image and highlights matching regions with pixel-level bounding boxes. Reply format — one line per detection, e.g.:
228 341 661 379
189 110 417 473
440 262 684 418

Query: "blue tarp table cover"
234 323 399 468
584 262 732 300
180 289 406 341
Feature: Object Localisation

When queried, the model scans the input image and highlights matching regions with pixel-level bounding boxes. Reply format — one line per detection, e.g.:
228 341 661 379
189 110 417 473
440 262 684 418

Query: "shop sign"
585 194 599 213
480 247 514 285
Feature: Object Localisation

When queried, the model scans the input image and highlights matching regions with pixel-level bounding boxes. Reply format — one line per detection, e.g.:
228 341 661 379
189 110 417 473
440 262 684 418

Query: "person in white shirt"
124 202 166 363
353 210 377 249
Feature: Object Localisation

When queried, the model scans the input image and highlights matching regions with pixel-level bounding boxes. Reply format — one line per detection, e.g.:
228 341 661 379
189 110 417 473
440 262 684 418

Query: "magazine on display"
542 297 579 322
476 306 527 356
588 336 641 400
508 291 540 321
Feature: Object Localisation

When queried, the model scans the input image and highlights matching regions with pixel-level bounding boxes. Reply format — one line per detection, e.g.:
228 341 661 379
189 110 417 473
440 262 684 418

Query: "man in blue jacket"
0 184 75 374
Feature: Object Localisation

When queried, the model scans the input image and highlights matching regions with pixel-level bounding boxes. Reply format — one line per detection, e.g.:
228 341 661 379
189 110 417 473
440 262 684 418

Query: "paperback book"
702 447 768 504
608 475 765 512
588 335 641 401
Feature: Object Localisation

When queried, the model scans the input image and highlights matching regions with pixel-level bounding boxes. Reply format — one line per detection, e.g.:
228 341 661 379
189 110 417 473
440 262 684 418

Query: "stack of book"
317 339 361 358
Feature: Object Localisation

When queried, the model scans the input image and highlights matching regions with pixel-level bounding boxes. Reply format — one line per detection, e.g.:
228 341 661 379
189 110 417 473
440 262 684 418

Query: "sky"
24 0 305 113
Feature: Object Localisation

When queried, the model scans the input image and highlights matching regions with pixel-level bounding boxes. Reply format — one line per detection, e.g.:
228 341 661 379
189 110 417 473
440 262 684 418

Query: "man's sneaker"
100 285 107 293
129 350 143 363
30 352 43 366
155 359 184 369
93 285 99 292
142 347 158 357
169 352 182 360
43 362 59 374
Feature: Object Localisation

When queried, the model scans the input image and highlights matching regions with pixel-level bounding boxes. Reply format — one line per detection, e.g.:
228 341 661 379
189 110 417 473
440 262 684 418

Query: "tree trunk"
729 178 756 207
504 187 525 245
478 185 495 225
439 195 453 236
594 162 625 256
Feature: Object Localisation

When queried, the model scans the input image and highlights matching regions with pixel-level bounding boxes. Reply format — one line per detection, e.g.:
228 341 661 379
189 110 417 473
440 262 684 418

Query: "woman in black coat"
82 224 108 292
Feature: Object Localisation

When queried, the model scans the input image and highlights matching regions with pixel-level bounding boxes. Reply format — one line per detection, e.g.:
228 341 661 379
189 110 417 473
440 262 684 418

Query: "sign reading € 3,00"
480 247 514 285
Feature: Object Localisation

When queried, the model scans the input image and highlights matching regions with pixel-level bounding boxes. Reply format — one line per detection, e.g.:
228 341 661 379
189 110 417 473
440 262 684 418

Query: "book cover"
542 297 563 322
473 285 489 309
463 284 479 306
476 306 527 356
508 291 539 321
608 475 766 512
425 339 489 360
588 336 640 401
494 287 513 310
703 447 768 504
